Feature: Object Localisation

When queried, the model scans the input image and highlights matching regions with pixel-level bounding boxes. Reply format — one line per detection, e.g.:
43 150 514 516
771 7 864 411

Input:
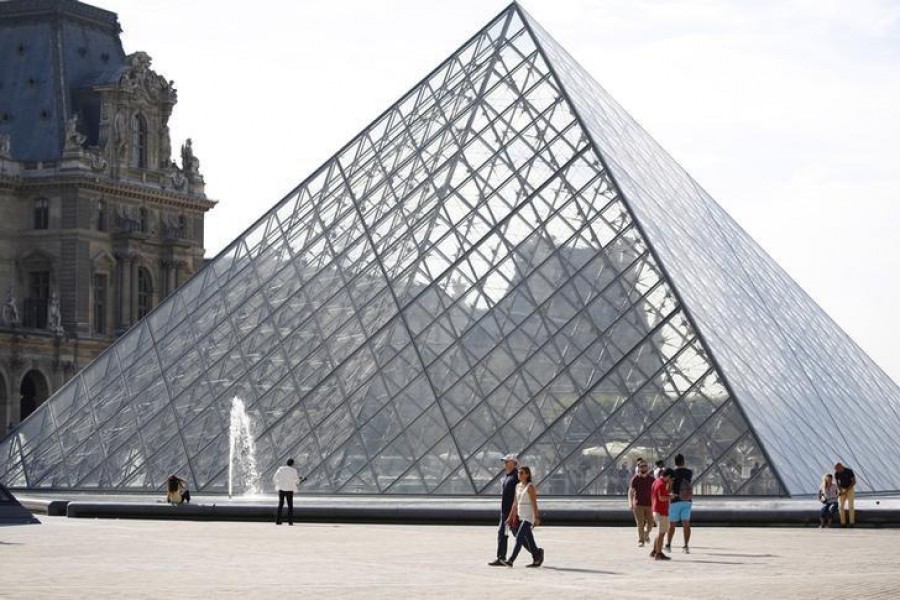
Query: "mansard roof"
0 0 125 161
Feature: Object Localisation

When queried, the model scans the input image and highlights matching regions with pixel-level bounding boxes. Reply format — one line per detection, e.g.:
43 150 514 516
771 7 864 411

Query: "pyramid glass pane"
1 4 897 497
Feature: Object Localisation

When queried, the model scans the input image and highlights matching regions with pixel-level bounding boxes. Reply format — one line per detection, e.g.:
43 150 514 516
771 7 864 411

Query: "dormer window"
131 114 147 168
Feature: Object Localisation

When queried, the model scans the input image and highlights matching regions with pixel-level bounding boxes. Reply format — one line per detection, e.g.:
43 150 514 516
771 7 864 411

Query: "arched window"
137 267 153 319
33 198 49 230
131 114 147 168
19 369 49 422
140 207 148 233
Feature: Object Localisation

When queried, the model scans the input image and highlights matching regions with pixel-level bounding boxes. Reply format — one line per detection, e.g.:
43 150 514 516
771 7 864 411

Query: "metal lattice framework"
3 3 900 497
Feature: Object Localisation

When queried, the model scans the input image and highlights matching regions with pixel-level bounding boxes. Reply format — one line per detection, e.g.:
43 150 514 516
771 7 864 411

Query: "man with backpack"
666 453 693 554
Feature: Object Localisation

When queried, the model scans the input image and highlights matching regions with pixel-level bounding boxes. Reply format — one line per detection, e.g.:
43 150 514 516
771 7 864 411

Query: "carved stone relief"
1 283 19 326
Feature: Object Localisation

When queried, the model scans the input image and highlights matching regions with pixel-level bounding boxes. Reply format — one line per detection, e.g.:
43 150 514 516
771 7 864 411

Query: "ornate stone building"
0 0 215 432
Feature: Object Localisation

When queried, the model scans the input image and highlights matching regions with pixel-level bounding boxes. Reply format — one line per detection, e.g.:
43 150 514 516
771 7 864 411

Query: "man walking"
488 454 519 566
273 458 301 525
666 453 693 554
629 459 655 547
834 462 857 527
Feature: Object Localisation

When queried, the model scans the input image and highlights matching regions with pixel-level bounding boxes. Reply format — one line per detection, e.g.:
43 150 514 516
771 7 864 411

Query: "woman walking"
504 465 544 567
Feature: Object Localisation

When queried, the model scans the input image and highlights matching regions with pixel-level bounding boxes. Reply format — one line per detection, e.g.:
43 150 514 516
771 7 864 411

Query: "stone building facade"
0 0 215 432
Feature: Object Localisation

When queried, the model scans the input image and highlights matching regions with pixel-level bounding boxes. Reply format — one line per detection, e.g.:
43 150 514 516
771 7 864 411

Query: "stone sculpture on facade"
180 138 203 183
119 52 177 105
63 114 87 153
1 284 19 326
47 292 64 337
87 148 109 173
168 162 187 190
114 110 128 159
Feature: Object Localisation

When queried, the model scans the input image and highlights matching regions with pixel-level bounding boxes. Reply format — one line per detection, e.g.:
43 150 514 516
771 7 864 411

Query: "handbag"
508 512 520 532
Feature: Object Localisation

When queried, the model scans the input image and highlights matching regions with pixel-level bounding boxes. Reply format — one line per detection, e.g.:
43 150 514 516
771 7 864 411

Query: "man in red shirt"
651 468 674 560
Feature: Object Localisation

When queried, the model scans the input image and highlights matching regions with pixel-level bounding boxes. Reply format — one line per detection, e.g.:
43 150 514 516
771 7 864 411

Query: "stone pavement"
2 517 899 599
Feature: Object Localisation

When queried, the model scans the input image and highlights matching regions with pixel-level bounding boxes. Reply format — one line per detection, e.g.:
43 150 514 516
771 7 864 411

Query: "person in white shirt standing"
273 458 302 525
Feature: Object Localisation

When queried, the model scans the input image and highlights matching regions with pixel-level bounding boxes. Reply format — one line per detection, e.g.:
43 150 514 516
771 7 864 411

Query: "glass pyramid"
3 3 899 497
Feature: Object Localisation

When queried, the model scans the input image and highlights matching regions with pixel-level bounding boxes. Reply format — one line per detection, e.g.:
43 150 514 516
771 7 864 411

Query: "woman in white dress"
504 465 544 567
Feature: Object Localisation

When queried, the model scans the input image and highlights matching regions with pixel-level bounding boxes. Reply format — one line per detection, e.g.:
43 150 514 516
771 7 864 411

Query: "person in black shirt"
834 462 857 527
489 453 520 566
666 453 693 554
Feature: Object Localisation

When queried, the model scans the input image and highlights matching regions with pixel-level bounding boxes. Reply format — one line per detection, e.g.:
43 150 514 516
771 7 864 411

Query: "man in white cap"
488 453 519 566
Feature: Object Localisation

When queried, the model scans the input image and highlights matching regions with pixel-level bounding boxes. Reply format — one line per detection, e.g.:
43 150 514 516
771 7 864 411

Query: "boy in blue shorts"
666 453 693 554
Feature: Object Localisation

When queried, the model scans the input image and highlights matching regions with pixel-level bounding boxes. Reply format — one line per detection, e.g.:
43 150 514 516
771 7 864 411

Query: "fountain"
228 397 261 498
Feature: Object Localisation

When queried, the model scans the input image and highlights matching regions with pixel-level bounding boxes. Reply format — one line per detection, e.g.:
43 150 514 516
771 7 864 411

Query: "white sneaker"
682 546 690 554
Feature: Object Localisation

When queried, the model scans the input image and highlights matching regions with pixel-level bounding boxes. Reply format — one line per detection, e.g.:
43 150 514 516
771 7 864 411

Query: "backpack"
678 478 693 501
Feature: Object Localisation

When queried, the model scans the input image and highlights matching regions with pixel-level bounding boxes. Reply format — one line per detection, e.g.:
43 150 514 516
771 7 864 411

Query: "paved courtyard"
2 517 899 599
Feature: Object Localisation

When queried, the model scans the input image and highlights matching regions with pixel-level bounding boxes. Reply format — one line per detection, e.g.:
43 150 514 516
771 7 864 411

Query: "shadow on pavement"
705 552 778 558
541 566 621 575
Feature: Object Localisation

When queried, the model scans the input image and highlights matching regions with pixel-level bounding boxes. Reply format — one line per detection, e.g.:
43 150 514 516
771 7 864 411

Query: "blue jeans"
496 512 511 559
820 501 838 521
508 521 538 564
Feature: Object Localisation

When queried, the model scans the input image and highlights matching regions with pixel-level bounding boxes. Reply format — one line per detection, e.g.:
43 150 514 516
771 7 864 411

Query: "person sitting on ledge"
166 474 191 505
818 473 839 528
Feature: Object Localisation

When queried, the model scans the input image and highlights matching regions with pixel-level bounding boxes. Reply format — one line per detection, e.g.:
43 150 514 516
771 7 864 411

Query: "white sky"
91 0 900 385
